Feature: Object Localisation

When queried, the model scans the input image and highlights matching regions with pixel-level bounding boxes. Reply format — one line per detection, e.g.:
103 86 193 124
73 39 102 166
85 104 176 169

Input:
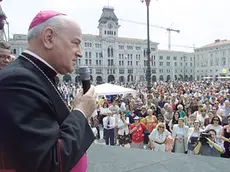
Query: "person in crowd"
204 111 214 127
0 11 96 172
194 129 225 157
164 105 174 131
149 122 171 152
177 104 186 118
185 113 196 128
172 118 189 153
128 107 137 124
0 41 14 70
129 116 147 149
145 109 158 132
221 115 230 158
139 106 147 119
204 116 223 144
197 107 208 129
103 110 115 146
169 111 180 132
117 112 130 148
187 120 203 155
223 100 230 125
124 104 131 117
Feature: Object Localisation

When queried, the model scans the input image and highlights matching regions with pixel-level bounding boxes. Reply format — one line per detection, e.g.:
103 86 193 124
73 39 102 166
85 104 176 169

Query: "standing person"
0 11 96 172
103 110 115 146
0 41 14 70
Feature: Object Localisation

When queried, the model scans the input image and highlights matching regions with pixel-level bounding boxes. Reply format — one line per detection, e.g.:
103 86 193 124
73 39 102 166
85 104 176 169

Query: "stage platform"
87 144 228 172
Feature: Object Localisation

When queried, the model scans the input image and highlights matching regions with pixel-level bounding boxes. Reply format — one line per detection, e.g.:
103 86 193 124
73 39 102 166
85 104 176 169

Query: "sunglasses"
158 126 164 129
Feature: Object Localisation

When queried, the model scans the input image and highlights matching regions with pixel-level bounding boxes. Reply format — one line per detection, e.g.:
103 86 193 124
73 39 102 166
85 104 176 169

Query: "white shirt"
103 116 115 129
23 50 57 73
117 117 129 135
149 129 170 143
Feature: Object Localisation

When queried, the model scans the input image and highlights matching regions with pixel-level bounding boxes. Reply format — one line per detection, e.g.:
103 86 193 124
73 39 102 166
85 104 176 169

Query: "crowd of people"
59 80 230 158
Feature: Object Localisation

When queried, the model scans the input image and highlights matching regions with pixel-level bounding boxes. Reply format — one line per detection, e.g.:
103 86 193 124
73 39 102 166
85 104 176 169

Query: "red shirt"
130 123 147 143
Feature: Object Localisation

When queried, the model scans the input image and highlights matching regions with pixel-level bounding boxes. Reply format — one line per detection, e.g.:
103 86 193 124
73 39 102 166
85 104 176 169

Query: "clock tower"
98 6 120 38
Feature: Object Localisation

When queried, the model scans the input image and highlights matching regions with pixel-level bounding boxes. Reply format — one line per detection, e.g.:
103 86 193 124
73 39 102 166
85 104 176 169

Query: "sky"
1 0 230 52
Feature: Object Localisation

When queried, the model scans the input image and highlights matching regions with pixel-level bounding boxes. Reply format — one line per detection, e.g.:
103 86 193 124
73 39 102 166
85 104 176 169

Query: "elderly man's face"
47 20 82 74
0 48 12 70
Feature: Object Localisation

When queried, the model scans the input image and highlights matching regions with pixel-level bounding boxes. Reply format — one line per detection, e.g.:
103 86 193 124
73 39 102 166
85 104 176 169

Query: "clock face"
108 23 113 29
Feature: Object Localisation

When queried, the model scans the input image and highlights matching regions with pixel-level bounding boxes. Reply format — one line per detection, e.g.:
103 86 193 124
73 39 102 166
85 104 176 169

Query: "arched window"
107 47 110 57
111 48 113 57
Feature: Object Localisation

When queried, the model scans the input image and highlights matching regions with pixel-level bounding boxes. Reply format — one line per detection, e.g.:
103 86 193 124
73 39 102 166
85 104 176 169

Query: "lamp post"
141 0 152 93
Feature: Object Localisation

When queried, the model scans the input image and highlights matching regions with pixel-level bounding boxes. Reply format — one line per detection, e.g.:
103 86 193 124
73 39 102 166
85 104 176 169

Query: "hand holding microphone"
73 66 97 118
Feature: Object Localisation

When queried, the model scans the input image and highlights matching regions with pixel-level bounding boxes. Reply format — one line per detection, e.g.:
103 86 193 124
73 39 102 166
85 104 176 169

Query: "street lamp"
141 0 152 93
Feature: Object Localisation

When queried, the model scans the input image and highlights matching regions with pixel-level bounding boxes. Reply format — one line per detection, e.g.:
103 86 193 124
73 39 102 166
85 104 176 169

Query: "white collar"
23 50 58 73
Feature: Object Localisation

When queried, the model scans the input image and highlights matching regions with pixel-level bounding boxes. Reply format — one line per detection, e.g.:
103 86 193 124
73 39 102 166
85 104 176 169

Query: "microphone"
78 66 91 94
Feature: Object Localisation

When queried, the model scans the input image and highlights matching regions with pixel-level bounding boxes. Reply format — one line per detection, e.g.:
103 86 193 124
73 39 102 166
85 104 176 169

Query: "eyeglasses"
213 119 219 121
158 126 164 129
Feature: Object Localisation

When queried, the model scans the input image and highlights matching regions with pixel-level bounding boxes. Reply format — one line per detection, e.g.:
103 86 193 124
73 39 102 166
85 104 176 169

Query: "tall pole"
145 0 152 93
168 30 171 51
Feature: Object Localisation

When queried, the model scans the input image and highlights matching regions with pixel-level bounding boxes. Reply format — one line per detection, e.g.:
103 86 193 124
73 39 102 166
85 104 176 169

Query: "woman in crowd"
129 116 147 149
187 120 203 155
204 111 214 127
145 109 158 132
172 118 189 153
204 116 223 144
169 111 180 132
117 112 130 148
177 104 186 118
149 122 171 152
221 115 230 158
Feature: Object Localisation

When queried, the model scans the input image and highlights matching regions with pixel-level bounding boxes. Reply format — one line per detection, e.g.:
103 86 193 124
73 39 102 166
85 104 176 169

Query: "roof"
158 50 191 54
82 34 158 45
199 39 230 49
98 6 119 25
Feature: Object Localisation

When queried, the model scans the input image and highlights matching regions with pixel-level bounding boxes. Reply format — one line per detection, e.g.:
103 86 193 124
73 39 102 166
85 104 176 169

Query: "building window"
151 47 156 51
95 43 101 48
89 52 91 58
173 56 177 60
174 62 177 66
159 56 163 60
84 42 92 47
119 45 124 49
128 69 133 74
78 59 81 65
85 52 88 58
167 62 170 66
159 62 163 66
114 31 116 35
107 47 113 57
13 49 16 54
96 69 102 74
135 46 141 50
119 69 125 74
222 57 226 66
127 46 133 50
167 56 170 60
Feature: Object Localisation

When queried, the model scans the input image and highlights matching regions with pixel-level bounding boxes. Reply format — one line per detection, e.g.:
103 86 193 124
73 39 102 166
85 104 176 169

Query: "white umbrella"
95 83 136 96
